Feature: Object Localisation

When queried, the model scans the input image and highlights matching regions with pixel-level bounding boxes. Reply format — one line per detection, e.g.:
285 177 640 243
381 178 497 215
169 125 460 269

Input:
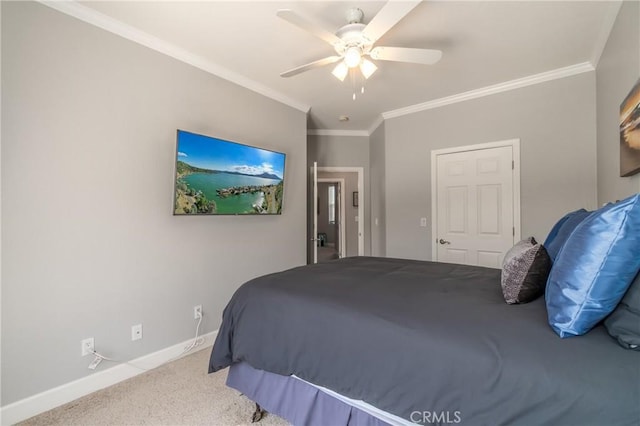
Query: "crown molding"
368 115 385 136
38 1 311 114
42 0 603 135
306 115 383 137
590 1 623 67
382 62 595 120
307 129 370 137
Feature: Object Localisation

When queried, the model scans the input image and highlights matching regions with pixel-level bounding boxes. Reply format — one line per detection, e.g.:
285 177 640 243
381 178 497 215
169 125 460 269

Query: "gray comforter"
209 257 640 425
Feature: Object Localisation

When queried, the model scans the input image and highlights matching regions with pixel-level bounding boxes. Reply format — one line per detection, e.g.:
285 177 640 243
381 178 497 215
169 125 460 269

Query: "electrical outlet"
420 217 428 227
194 305 202 319
131 324 143 341
81 338 94 357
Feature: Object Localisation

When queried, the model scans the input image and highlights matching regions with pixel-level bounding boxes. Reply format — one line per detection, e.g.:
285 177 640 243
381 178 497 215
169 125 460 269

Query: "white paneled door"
433 142 519 268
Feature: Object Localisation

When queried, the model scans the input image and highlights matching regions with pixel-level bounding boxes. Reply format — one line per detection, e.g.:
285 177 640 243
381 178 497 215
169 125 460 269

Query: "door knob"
439 239 451 245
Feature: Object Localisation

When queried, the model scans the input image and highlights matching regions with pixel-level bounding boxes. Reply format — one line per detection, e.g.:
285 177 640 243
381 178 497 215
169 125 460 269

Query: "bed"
208 256 640 426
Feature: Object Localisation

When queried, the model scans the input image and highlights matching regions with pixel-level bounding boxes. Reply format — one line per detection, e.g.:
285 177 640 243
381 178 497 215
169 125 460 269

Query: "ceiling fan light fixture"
344 47 362 68
277 4 443 99
332 62 348 81
360 59 377 79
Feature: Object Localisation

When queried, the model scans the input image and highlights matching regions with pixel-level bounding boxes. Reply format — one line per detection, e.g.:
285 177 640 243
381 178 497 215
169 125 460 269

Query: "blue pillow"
543 209 592 262
546 193 640 338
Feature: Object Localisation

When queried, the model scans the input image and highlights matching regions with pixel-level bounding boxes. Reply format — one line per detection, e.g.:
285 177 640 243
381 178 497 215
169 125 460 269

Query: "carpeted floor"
19 348 290 426
317 245 339 263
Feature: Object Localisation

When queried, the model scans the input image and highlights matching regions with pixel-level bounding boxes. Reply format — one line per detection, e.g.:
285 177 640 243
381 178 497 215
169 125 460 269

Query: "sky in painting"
176 130 285 179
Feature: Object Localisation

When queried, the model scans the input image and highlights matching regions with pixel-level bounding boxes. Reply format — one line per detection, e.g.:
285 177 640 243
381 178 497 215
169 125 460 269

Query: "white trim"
37 1 310 114
383 62 594 120
317 167 365 256
38 2 604 142
318 178 347 259
305 61 596 134
429 139 521 158
307 129 369 137
306 116 383 138
430 139 521 262
0 331 218 425
430 154 437 261
590 1 623 67
0 7 3 421
513 142 522 244
313 162 318 264
368 115 385 136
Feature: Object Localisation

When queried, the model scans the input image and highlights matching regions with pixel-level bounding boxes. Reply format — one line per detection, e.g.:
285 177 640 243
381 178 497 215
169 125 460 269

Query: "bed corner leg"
251 403 266 423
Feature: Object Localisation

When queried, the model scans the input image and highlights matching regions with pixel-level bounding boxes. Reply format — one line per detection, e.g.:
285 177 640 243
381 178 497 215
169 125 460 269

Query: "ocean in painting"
183 172 280 214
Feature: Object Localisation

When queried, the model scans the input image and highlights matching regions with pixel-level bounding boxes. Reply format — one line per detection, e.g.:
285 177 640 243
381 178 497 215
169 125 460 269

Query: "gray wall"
596 0 640 204
308 135 371 256
1 2 306 405
369 122 386 257
384 72 598 261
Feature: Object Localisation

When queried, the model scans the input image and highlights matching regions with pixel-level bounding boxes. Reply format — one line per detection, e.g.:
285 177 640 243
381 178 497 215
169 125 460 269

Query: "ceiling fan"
277 0 442 89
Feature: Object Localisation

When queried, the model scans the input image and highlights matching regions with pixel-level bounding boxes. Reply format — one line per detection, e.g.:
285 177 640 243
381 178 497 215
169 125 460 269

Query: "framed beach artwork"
620 77 640 177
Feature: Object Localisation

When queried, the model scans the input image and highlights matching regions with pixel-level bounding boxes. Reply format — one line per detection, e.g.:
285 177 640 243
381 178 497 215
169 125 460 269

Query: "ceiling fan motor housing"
334 23 372 56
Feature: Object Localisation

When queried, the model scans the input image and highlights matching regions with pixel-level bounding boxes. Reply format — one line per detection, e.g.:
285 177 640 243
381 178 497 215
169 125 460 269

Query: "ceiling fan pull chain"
350 68 357 100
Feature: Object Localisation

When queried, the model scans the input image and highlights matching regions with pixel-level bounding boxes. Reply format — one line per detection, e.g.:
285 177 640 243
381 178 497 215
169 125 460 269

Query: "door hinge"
512 160 514 170
513 227 515 236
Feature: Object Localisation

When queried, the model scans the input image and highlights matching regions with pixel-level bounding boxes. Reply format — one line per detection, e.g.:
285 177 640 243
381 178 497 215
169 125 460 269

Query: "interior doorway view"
309 164 364 264
317 181 344 262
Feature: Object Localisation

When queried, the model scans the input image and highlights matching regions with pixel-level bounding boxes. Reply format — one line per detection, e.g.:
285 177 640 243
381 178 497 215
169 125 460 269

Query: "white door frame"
318 178 346 258
315 167 365 256
312 162 318 264
430 139 521 262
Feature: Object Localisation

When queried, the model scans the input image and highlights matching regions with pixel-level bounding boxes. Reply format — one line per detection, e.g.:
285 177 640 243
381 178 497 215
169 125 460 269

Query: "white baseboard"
1 330 218 425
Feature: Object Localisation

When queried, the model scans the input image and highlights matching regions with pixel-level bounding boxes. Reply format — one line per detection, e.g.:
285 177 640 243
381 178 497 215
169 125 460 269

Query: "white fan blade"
280 56 343 78
277 9 343 47
370 46 442 65
361 0 422 43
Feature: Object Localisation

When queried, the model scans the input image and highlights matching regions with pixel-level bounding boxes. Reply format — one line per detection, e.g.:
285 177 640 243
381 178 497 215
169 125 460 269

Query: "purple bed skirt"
226 362 393 426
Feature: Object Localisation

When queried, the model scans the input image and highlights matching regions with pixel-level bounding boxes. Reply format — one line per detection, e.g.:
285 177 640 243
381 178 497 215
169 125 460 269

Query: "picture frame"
620 77 640 177
353 191 359 207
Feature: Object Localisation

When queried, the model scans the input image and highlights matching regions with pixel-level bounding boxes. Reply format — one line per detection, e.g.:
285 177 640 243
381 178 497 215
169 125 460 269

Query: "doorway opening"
317 179 346 262
309 165 364 264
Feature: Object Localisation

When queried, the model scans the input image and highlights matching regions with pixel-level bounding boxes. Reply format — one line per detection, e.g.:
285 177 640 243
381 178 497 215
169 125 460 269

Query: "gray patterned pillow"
501 237 551 304
604 271 640 350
